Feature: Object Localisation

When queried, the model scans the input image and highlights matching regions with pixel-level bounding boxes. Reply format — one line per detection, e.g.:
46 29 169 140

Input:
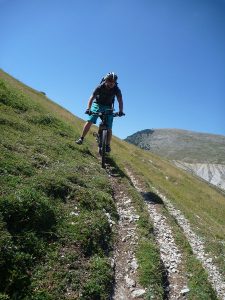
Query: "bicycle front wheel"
101 129 107 168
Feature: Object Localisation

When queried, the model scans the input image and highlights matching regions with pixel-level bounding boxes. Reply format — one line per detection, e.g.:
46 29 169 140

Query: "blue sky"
1 0 225 139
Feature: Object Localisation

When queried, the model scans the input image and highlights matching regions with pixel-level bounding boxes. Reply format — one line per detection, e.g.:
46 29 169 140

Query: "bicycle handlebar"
86 111 125 117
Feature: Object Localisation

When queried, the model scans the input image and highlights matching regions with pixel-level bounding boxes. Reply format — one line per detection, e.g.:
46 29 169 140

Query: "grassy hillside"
1 69 225 299
0 69 119 299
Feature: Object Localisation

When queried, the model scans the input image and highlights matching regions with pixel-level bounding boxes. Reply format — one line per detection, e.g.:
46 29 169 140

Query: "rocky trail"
108 165 225 300
125 168 189 300
109 173 146 299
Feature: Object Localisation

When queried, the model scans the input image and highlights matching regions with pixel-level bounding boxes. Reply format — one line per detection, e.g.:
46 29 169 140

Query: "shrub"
0 188 57 235
137 240 164 299
36 175 74 202
27 113 73 137
0 214 13 291
14 231 46 259
60 211 112 257
0 115 30 132
0 215 33 298
29 114 59 126
0 294 10 300
0 81 32 112
0 152 35 177
81 256 113 299
76 189 118 220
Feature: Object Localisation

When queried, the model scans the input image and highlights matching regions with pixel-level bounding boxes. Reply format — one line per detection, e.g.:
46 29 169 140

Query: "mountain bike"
89 109 125 168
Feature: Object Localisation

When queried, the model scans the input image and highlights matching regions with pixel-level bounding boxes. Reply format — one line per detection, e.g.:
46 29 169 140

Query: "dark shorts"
87 102 113 129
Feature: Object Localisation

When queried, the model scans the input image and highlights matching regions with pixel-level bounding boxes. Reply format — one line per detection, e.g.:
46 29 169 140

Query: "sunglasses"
106 79 115 84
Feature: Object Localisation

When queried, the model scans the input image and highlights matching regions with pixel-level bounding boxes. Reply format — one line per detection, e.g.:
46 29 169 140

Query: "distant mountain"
125 129 225 164
125 129 225 190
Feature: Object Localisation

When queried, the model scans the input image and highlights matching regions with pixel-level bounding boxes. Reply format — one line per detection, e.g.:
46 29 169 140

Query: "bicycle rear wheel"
101 129 107 168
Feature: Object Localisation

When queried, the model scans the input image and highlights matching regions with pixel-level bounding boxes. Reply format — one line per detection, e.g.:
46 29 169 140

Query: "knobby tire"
101 129 107 168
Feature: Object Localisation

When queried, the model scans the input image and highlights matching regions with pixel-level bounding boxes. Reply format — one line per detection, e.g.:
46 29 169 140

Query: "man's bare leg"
76 122 93 144
81 121 93 138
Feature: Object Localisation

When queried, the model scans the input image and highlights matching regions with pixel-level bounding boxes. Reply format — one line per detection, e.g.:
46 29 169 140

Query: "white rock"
131 259 138 270
125 275 136 288
110 259 115 268
70 211 79 216
131 289 146 298
181 287 190 295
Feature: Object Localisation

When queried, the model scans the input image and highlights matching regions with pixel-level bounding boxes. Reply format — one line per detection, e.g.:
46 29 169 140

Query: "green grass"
0 70 117 299
1 69 225 299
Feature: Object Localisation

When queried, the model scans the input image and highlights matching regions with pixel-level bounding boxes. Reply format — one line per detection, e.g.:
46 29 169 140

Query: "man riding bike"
76 72 124 152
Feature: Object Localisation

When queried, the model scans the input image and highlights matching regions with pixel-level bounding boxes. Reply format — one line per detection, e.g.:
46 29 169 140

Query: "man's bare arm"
117 95 123 112
87 94 95 110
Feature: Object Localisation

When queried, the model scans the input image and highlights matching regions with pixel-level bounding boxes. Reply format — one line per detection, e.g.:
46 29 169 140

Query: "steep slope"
0 69 117 299
1 69 225 299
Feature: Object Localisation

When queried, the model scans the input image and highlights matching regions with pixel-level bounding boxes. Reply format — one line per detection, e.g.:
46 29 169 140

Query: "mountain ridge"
125 128 225 164
125 128 225 191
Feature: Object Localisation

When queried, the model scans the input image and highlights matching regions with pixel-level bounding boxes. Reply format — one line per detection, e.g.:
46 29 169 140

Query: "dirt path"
109 173 146 300
125 168 189 299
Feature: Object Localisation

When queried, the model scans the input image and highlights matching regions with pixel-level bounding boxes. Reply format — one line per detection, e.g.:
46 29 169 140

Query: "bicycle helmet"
104 72 118 82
